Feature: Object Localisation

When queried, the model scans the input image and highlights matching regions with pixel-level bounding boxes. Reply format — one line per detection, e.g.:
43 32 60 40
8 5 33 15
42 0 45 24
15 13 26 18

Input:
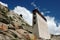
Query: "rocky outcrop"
0 4 37 40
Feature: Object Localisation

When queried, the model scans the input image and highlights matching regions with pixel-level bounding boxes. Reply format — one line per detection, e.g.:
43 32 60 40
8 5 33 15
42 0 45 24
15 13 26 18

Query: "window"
33 21 36 24
33 13 36 15
33 16 36 19
20 14 22 17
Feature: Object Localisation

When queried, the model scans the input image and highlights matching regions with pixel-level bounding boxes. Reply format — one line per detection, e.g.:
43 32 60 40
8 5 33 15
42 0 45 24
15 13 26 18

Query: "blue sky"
0 0 60 23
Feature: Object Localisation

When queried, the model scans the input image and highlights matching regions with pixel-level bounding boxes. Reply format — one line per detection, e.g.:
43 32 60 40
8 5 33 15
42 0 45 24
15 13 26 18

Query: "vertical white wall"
36 13 51 39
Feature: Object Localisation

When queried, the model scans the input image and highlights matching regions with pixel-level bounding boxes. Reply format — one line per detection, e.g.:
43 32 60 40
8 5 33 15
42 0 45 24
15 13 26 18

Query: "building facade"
32 9 51 39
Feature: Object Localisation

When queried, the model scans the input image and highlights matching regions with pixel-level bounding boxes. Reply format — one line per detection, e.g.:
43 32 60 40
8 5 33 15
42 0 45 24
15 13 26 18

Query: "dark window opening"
33 21 36 24
33 13 36 15
20 14 22 17
33 17 36 19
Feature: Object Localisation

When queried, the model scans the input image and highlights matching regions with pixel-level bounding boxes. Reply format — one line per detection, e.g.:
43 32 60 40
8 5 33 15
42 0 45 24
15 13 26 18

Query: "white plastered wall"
36 13 51 39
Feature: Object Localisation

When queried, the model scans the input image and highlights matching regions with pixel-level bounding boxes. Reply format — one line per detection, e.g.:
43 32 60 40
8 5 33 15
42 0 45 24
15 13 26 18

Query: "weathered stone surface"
0 4 38 40
0 22 8 31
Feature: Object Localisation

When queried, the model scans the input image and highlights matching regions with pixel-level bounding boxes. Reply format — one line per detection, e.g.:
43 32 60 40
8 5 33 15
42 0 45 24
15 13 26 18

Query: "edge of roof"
33 9 47 21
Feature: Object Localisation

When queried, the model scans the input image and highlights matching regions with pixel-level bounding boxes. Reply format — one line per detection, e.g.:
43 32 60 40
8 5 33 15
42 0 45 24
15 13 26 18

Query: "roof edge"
33 9 47 21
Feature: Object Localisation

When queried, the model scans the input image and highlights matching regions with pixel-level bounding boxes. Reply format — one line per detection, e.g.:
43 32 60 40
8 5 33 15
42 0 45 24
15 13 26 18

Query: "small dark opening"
33 13 36 15
33 21 36 24
20 14 22 17
33 17 36 19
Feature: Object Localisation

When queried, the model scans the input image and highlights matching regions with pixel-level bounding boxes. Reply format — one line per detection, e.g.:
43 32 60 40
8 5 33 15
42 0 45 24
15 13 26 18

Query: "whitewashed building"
32 9 51 40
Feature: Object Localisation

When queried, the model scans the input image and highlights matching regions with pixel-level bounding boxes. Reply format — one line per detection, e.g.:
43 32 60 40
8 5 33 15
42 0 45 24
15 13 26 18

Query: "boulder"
0 22 8 31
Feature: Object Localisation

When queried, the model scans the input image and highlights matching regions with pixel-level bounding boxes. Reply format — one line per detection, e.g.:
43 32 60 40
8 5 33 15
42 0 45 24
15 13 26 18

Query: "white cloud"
13 6 60 35
31 2 40 10
41 12 44 15
45 16 60 35
45 11 50 13
0 1 8 7
31 2 36 7
13 6 32 26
